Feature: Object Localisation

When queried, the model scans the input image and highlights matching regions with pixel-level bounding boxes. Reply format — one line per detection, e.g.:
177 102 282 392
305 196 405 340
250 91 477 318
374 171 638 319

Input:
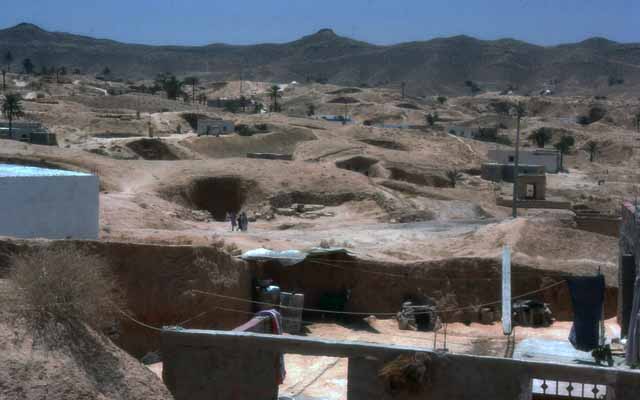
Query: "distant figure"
237 211 248 232
228 211 238 231
236 212 243 232
241 212 249 232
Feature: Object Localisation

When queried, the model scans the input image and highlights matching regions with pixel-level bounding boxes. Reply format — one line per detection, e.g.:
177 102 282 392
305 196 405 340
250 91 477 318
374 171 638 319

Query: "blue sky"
1 0 637 46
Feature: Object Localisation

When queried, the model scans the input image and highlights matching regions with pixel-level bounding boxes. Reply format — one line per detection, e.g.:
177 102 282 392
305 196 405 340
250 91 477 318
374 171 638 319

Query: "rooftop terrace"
0 164 91 177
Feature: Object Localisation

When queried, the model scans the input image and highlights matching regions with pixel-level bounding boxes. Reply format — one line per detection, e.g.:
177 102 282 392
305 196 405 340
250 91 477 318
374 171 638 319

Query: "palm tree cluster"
268 85 282 112
155 73 185 100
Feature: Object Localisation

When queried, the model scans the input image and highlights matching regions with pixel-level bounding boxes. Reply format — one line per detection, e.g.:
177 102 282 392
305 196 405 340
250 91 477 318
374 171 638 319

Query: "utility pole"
239 57 247 98
239 65 243 98
511 102 525 218
343 102 349 125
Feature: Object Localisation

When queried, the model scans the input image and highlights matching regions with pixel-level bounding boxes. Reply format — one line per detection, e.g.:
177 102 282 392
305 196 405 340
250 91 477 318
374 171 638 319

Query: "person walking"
241 212 249 232
237 212 244 232
228 211 237 231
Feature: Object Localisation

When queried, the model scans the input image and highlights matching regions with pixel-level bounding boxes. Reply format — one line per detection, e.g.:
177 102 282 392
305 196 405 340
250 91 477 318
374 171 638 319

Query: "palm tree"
22 58 34 75
268 85 281 112
528 127 553 148
586 141 599 162
554 135 575 171
446 169 463 188
183 76 199 104
4 51 13 72
2 93 25 139
155 73 184 100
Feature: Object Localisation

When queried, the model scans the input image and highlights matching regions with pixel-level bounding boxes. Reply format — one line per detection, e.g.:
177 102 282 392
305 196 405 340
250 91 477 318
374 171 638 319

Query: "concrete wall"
0 122 57 145
162 329 640 400
618 202 640 335
516 175 546 200
0 175 99 239
575 215 621 238
481 163 545 183
620 202 640 274
488 149 560 173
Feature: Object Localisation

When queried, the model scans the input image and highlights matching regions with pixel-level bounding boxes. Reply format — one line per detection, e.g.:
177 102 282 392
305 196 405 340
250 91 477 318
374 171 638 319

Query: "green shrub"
235 124 254 136
254 123 269 132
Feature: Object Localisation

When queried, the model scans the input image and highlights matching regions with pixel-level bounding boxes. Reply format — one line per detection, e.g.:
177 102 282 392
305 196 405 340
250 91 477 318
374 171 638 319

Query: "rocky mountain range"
1 23 639 95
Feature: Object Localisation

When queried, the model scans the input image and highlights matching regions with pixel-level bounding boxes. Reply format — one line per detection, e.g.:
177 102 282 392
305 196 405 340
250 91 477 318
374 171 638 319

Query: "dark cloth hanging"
626 277 640 365
567 275 605 352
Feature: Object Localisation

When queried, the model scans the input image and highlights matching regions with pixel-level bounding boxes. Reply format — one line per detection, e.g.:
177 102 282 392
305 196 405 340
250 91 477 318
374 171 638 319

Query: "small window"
526 184 536 199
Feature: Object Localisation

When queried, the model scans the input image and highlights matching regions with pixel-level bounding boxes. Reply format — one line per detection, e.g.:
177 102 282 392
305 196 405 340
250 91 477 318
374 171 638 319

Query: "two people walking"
228 210 248 232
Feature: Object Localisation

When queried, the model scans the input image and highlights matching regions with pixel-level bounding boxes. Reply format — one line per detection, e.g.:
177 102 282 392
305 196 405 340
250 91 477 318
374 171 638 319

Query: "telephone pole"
512 102 525 218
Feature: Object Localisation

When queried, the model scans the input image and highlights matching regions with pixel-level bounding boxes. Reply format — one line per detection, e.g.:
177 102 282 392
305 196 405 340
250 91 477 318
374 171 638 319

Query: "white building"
488 148 561 173
0 164 99 239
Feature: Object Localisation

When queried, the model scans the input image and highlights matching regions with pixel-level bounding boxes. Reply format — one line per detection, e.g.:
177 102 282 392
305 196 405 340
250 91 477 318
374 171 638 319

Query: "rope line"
116 307 164 332
191 279 567 317
209 304 509 342
110 303 513 345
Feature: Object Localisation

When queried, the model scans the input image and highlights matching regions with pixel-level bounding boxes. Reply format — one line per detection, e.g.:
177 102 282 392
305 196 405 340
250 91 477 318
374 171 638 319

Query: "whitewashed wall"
0 175 99 239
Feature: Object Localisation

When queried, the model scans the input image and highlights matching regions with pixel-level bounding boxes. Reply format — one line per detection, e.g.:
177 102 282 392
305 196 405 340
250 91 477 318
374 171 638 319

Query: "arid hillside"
1 23 640 95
